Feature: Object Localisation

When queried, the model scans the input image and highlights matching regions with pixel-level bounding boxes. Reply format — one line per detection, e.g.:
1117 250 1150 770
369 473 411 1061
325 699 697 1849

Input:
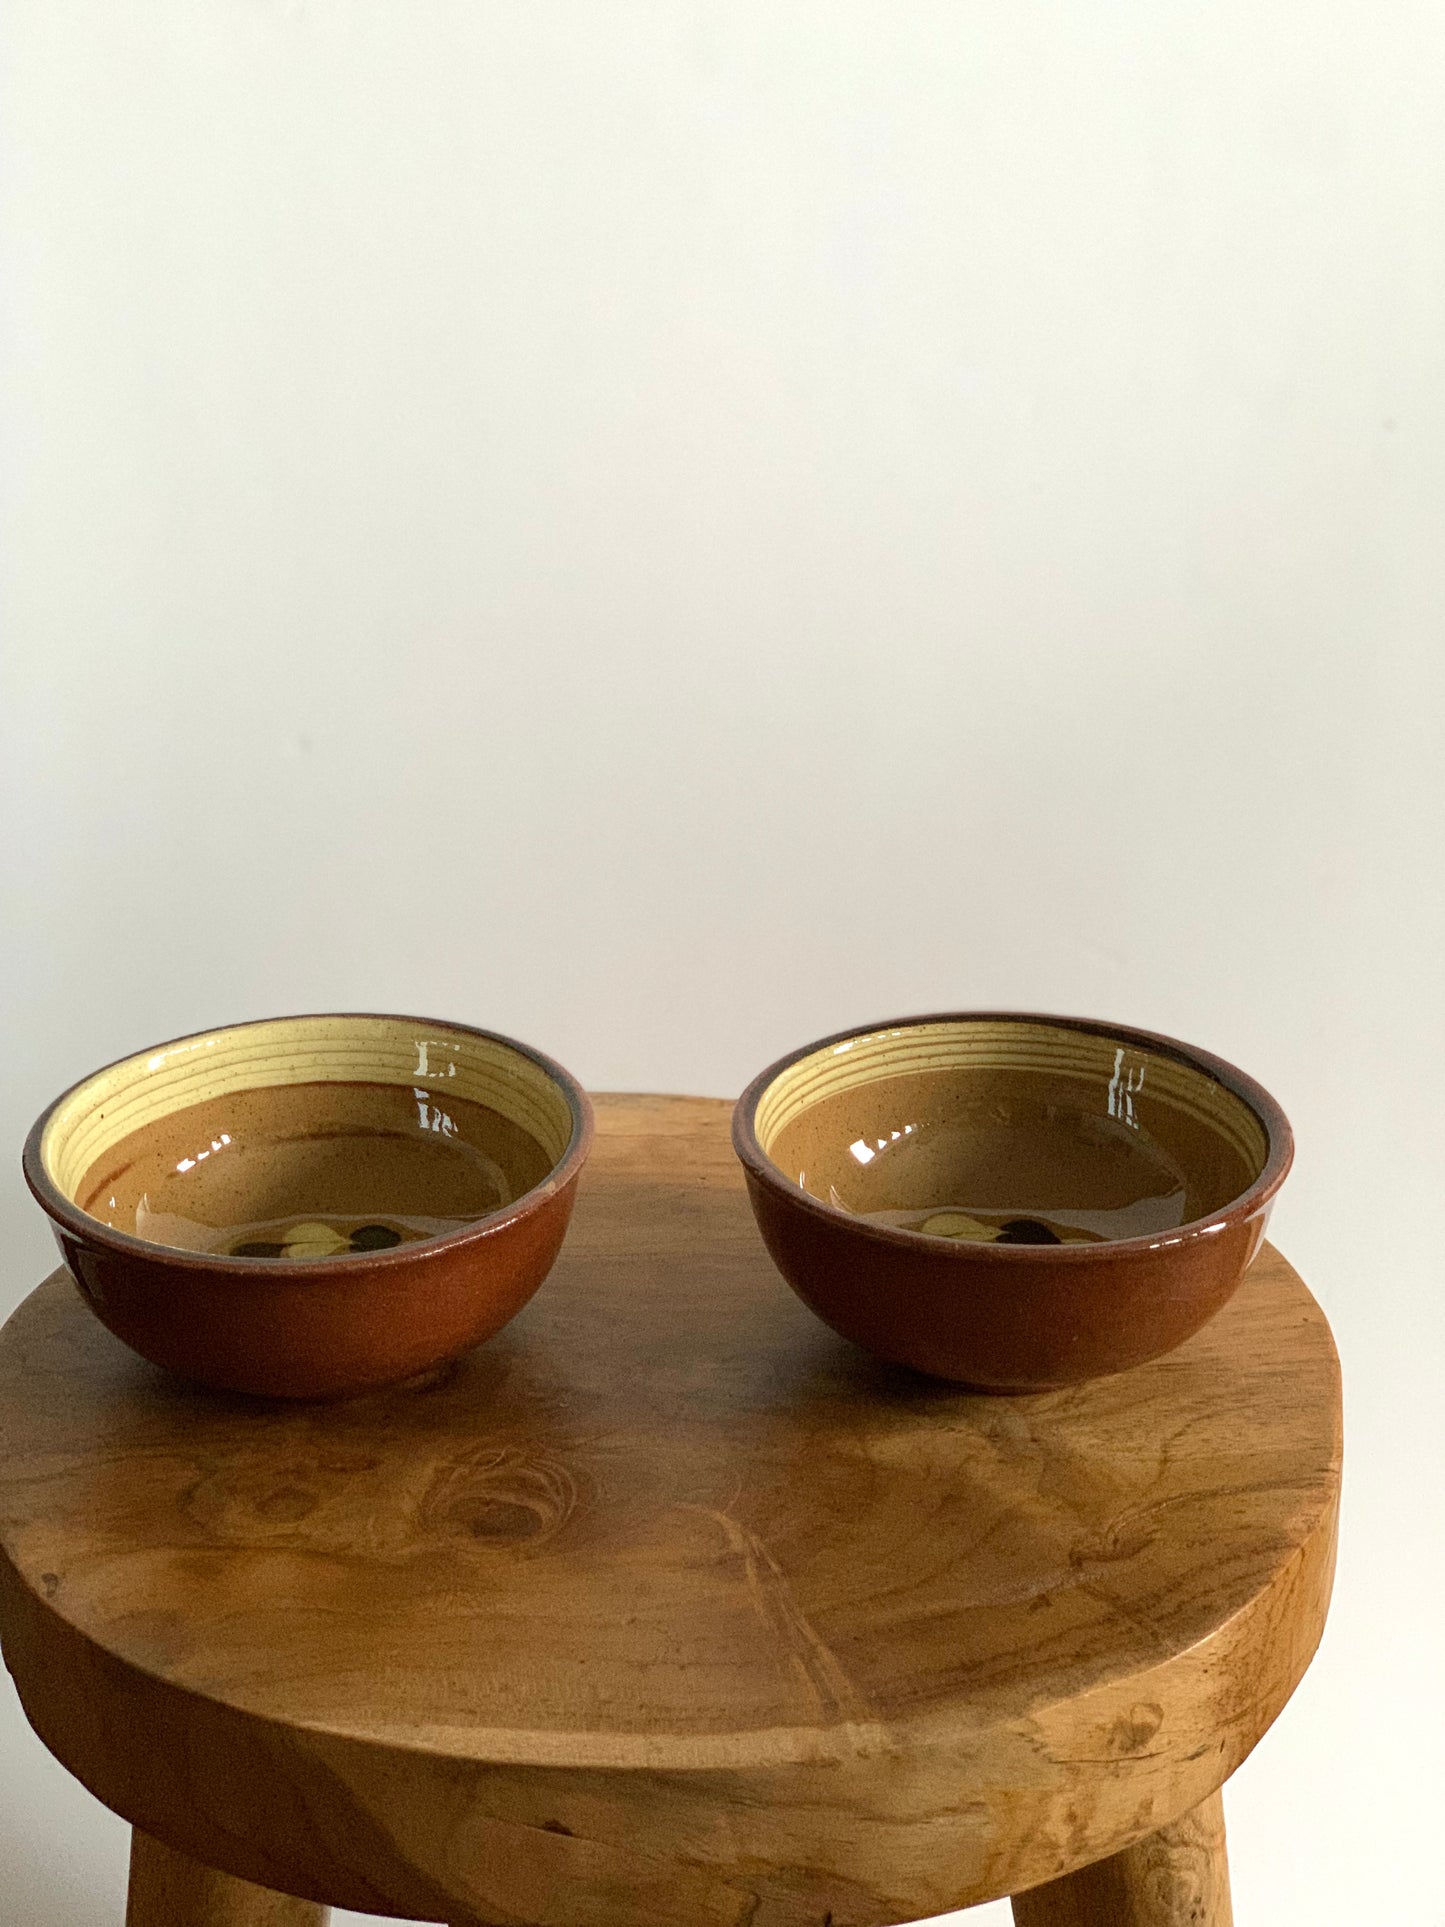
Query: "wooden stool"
0 1095 1341 1927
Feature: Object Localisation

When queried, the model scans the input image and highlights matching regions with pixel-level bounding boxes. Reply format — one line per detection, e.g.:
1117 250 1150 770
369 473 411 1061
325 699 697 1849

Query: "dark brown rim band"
732 1010 1293 1263
23 1011 594 1277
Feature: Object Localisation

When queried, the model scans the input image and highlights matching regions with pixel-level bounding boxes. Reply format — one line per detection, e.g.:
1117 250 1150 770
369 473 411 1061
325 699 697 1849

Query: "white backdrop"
2 4 1442 1923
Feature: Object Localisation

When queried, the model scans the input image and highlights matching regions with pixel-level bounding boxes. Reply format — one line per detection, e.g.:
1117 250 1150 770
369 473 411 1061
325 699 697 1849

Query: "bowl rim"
732 1009 1293 1261
22 1011 594 1276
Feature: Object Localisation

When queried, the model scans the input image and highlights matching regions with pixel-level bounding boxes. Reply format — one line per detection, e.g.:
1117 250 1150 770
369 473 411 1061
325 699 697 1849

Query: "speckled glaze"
733 1013 1293 1391
23 1014 593 1399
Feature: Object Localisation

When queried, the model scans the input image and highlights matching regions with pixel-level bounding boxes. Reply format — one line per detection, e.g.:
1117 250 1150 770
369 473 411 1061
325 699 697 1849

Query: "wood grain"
1011 1789 1231 1926
0 1094 1340 1925
128 1829 328 1927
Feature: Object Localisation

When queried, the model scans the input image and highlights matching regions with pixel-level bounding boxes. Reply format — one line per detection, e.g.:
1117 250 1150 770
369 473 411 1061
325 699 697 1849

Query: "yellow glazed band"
753 1020 1269 1179
42 1016 578 1203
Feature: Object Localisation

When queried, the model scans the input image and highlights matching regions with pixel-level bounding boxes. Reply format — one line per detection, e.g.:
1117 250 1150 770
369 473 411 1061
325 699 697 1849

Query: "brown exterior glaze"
42 1175 584 1400
23 1016 593 1399
733 1012 1293 1391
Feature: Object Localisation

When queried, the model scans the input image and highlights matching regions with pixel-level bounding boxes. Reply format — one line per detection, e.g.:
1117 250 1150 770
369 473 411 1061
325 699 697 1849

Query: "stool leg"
127 1828 330 1927
1010 1789 1231 1927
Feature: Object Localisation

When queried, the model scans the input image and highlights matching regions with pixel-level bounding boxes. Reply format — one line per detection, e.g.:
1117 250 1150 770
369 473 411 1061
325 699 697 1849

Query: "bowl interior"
41 1017 578 1260
753 1020 1271 1247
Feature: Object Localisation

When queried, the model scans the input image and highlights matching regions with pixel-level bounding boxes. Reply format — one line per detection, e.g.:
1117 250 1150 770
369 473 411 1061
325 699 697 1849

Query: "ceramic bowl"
24 1013 593 1398
733 1013 1292 1390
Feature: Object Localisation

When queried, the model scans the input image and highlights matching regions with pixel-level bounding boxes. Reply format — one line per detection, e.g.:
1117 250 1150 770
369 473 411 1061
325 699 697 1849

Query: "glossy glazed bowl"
733 1013 1292 1391
24 1014 593 1398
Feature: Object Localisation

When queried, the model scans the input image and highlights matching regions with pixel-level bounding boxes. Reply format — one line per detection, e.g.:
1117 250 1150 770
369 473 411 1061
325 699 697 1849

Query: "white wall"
2 4 1442 1922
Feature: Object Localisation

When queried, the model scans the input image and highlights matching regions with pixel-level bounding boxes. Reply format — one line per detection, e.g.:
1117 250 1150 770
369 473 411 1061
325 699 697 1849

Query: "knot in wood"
418 1446 579 1551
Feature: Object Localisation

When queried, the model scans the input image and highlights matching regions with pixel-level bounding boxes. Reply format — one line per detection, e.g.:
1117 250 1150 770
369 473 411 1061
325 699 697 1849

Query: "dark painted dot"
232 1240 285 1258
994 1218 1063 1245
351 1224 403 1252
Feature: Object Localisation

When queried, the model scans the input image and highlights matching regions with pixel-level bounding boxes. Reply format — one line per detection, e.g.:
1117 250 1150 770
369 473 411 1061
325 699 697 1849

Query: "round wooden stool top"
0 1095 1341 1927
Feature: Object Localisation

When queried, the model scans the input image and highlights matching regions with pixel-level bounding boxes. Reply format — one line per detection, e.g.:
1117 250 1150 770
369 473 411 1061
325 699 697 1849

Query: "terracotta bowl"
23 1013 593 1398
733 1013 1292 1391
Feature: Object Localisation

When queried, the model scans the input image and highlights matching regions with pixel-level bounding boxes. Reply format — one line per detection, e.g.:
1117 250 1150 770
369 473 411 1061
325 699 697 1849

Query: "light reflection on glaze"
802 1099 1192 1246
